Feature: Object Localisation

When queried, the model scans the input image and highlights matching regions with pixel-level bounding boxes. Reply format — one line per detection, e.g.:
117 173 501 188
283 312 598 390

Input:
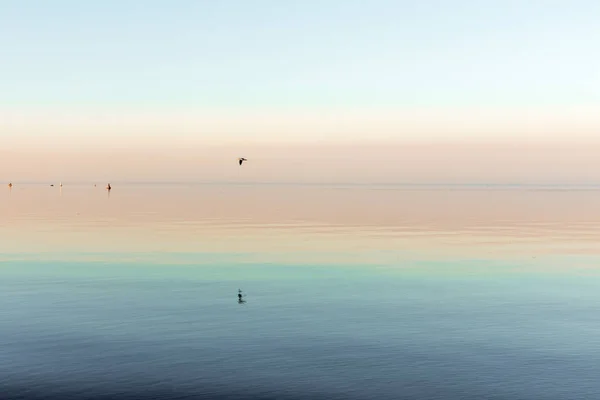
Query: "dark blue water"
2 256 600 400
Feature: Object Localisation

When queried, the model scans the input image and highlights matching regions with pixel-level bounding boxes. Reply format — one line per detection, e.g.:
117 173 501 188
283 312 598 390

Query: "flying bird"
238 158 247 166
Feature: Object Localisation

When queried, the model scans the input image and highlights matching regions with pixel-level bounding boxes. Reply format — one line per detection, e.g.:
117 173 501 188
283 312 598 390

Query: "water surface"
1 183 600 399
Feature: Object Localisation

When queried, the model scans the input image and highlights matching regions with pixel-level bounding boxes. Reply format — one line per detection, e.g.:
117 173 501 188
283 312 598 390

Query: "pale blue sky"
1 0 599 109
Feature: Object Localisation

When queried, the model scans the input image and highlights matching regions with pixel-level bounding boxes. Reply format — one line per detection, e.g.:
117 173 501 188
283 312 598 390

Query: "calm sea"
1 183 600 400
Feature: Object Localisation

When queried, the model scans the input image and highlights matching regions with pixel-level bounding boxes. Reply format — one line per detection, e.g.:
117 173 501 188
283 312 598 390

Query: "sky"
1 0 599 182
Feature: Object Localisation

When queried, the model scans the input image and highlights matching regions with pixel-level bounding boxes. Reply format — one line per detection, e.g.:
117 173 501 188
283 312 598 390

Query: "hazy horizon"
3 140 600 184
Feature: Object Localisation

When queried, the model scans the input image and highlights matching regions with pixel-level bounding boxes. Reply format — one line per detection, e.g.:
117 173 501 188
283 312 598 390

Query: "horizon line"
7 181 600 188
